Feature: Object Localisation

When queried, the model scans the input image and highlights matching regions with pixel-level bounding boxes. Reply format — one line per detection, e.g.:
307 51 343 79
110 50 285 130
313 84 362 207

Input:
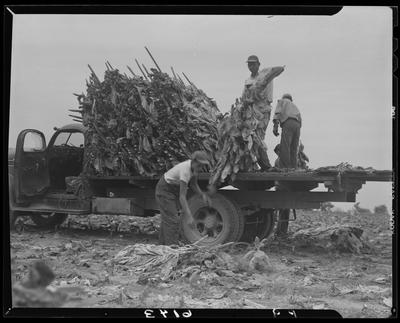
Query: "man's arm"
272 100 283 136
189 176 212 206
179 181 194 223
189 176 202 195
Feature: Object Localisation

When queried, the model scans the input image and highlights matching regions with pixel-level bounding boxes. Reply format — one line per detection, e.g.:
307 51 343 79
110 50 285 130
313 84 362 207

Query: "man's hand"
201 193 212 207
187 220 196 231
184 214 196 230
273 124 279 137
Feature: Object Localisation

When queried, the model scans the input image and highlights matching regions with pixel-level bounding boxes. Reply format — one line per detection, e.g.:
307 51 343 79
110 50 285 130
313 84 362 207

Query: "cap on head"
191 150 210 165
246 55 260 63
282 93 293 101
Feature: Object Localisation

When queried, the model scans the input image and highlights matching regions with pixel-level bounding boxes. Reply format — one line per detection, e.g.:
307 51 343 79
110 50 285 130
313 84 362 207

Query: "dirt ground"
9 209 393 318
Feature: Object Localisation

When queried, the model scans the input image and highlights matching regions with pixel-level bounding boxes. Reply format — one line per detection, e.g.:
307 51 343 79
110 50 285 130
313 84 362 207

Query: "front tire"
181 193 244 246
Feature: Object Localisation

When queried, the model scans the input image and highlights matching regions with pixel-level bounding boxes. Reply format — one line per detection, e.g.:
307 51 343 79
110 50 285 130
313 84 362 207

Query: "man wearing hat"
272 93 302 169
241 55 276 170
155 150 212 245
243 55 275 135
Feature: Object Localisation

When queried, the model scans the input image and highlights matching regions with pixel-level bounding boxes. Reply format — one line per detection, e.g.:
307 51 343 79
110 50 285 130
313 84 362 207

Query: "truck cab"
10 124 85 201
8 124 89 227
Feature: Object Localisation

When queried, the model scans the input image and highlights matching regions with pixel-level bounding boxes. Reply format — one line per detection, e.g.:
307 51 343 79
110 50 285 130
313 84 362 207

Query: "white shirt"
164 160 193 185
243 73 274 106
273 98 302 126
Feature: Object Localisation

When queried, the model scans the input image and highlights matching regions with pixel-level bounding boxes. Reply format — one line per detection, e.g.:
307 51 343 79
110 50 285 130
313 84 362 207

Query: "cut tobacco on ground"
9 209 392 317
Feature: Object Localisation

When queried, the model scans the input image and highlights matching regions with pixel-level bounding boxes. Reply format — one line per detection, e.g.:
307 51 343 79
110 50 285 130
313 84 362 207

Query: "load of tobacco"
73 63 221 177
72 52 284 184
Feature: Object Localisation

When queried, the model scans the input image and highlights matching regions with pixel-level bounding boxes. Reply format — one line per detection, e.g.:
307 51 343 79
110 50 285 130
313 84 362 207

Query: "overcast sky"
8 7 393 211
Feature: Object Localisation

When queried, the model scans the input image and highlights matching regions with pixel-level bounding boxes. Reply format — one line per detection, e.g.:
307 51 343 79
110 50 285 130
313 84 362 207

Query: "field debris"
291 225 372 254
314 162 387 175
10 209 392 317
243 237 274 272
111 240 264 284
62 214 160 235
12 260 86 307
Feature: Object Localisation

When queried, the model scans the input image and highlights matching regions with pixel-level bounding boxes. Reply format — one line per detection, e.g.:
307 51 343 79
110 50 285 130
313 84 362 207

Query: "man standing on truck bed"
242 55 274 169
243 55 274 131
272 93 302 169
155 151 212 245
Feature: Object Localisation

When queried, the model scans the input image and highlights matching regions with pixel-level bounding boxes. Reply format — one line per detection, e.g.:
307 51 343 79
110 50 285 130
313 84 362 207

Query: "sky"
8 7 393 211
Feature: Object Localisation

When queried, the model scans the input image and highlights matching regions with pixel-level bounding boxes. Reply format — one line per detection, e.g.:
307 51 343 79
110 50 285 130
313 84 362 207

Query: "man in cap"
272 93 302 169
243 55 275 137
155 150 212 245
241 55 276 170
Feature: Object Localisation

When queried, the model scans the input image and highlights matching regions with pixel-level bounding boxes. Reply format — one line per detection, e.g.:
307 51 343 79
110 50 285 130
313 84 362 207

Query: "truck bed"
88 169 393 194
89 169 392 182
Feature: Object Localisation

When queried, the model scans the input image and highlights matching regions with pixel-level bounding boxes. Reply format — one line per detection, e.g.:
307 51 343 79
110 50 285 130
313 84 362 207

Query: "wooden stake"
177 74 185 86
88 64 100 84
144 46 162 72
171 67 178 80
182 72 198 90
69 109 83 113
142 64 151 77
127 65 137 77
106 61 114 70
69 114 83 120
135 59 149 81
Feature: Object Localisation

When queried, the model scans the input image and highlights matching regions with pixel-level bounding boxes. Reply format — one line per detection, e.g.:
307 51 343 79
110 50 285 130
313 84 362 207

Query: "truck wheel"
30 212 68 229
240 208 276 242
276 209 290 236
181 193 245 246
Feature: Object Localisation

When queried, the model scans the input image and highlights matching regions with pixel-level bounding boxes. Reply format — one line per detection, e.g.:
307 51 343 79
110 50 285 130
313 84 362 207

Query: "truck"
8 123 393 246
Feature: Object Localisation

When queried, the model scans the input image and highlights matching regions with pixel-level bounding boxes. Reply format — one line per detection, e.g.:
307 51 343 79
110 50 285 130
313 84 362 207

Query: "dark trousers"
280 118 301 169
155 176 181 245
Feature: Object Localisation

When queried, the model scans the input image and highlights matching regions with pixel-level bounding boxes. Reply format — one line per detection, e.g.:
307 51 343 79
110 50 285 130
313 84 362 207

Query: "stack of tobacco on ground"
209 66 285 187
73 62 220 177
110 237 273 284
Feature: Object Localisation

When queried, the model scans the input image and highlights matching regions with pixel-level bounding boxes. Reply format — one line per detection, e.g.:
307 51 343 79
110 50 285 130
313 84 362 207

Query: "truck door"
14 129 50 203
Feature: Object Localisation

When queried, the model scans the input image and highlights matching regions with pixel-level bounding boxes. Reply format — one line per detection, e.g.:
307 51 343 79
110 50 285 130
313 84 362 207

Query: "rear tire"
240 208 276 242
181 193 245 246
30 212 68 229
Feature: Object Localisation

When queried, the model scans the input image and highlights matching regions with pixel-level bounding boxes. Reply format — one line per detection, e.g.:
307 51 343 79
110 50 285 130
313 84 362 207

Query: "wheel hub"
203 213 217 229
194 207 223 238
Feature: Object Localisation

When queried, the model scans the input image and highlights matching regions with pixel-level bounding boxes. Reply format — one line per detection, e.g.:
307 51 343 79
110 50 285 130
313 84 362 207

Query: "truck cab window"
54 132 84 148
23 132 45 152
